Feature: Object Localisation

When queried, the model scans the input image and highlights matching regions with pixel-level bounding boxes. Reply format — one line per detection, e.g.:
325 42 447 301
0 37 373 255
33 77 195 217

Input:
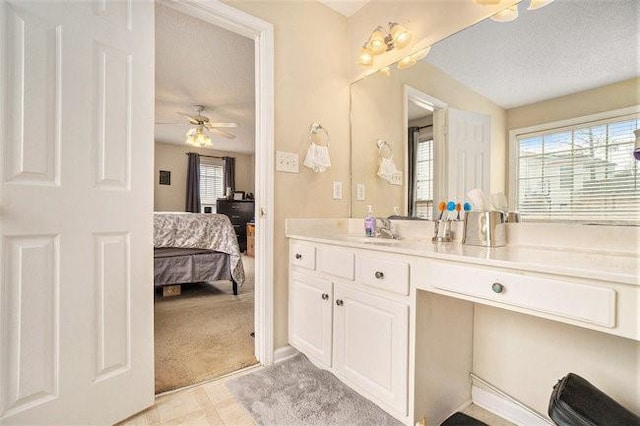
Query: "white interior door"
446 108 491 203
0 1 154 424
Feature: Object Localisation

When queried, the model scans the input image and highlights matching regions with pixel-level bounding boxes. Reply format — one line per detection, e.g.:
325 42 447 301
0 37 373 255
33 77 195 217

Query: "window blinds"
516 115 639 222
199 158 224 207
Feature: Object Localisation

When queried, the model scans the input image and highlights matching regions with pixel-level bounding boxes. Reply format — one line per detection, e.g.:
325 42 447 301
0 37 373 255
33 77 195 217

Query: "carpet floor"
227 353 403 426
154 256 258 394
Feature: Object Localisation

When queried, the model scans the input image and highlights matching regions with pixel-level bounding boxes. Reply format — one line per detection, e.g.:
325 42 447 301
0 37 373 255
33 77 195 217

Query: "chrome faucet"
376 217 400 239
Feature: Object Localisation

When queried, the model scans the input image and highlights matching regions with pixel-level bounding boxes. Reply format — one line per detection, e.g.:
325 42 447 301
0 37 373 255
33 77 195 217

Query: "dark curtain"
223 156 235 192
185 152 201 212
407 126 419 217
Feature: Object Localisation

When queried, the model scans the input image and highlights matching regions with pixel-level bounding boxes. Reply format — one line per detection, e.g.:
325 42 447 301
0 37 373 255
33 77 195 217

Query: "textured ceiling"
318 0 370 17
154 3 255 154
425 0 639 109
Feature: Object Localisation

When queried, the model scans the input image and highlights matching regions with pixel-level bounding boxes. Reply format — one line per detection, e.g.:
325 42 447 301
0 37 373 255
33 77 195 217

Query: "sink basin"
334 234 402 244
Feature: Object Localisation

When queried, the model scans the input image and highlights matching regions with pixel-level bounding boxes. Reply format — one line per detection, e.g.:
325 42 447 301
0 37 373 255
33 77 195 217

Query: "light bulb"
528 0 554 10
397 55 416 70
390 23 412 49
358 46 373 66
367 27 387 55
491 5 518 22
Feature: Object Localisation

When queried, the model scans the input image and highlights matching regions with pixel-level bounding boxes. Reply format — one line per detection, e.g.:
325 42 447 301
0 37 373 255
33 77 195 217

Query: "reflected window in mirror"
409 126 434 219
511 108 640 224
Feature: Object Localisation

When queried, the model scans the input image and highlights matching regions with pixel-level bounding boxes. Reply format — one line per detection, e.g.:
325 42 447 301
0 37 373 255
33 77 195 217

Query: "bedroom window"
510 109 639 223
199 158 224 212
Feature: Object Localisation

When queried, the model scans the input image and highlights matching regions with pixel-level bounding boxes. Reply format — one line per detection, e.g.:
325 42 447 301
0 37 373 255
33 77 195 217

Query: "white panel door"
289 271 333 367
0 1 154 424
447 108 491 203
333 283 408 415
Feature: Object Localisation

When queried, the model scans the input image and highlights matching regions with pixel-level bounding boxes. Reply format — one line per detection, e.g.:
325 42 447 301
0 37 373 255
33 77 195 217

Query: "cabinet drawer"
425 262 616 328
356 254 409 296
318 247 354 280
290 242 316 270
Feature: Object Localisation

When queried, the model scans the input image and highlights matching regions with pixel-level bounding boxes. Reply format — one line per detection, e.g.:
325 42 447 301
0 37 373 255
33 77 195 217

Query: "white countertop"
285 219 639 286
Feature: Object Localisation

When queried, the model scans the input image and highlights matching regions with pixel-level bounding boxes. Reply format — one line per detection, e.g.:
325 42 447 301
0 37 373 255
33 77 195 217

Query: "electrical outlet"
390 171 403 186
333 181 343 200
276 151 299 173
356 183 366 201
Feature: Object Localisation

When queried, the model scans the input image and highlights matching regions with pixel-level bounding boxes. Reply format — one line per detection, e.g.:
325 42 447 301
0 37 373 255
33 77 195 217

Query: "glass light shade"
185 127 212 147
379 67 391 77
390 23 413 49
491 5 519 22
367 27 387 55
358 46 373 66
397 55 416 70
411 46 432 61
528 0 554 10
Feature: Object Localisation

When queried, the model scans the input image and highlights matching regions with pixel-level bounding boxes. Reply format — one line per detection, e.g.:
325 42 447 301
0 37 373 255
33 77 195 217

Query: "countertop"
285 222 639 286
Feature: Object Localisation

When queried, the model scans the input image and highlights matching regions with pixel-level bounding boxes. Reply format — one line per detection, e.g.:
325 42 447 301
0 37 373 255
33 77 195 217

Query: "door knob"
336 299 344 306
321 293 329 300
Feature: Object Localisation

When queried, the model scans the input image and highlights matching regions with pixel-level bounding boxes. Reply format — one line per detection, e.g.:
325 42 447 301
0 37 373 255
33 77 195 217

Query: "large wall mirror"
350 0 639 220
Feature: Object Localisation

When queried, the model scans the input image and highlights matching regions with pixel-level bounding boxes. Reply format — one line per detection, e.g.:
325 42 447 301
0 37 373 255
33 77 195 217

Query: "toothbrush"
456 203 462 220
463 202 472 219
437 201 446 221
446 201 456 220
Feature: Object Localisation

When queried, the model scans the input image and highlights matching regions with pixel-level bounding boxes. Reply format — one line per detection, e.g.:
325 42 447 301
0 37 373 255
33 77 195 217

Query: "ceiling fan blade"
210 128 236 139
209 122 239 128
177 112 200 125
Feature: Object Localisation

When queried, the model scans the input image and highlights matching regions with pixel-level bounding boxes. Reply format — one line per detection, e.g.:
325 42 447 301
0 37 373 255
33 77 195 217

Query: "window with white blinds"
199 158 224 209
514 113 639 223
414 136 434 220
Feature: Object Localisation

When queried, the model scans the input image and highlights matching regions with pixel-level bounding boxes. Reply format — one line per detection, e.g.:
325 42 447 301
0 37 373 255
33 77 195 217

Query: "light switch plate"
333 181 343 200
356 183 365 201
390 171 403 186
276 151 299 173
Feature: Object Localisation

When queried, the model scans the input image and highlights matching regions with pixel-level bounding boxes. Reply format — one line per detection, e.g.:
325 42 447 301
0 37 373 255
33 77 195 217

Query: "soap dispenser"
364 205 376 237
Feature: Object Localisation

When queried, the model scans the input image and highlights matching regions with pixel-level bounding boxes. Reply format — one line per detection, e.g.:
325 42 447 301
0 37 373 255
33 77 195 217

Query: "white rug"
227 353 403 425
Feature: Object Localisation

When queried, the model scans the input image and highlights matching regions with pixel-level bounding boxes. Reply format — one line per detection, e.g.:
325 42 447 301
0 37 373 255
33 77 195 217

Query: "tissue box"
462 211 506 247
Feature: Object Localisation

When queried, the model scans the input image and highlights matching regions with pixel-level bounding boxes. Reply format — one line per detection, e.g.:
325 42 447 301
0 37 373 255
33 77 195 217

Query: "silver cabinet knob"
321 293 329 300
336 299 344 306
374 271 384 279
295 253 302 259
492 282 504 294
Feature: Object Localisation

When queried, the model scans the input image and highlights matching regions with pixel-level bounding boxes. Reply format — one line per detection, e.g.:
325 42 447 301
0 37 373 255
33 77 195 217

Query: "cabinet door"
333 283 408 415
289 271 333 367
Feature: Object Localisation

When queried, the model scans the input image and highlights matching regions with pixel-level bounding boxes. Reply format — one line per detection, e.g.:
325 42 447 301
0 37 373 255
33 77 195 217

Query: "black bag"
548 373 640 426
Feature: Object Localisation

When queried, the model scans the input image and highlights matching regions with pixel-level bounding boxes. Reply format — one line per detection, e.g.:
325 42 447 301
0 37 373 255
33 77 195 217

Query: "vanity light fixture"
185 125 213 148
358 22 413 67
396 46 432 71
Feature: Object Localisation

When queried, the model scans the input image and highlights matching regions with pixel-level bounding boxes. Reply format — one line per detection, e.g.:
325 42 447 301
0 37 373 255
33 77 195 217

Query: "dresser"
216 199 254 253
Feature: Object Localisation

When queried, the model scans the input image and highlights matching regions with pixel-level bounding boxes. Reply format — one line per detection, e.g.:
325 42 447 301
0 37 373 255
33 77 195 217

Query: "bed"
153 212 245 295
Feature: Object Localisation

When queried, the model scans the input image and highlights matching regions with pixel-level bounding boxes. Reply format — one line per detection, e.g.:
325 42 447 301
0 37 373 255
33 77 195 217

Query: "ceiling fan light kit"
177 104 238 147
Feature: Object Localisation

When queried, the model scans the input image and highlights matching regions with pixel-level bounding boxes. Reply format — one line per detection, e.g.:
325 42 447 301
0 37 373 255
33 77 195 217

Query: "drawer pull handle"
321 293 329 300
336 299 344 306
374 271 384 279
295 253 302 260
492 282 504 294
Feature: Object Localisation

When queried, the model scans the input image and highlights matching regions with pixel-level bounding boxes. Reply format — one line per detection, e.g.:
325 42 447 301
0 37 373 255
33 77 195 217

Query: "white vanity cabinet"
288 240 410 420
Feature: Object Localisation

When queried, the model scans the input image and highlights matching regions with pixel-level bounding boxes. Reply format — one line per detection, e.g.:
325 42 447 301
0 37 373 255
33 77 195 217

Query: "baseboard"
273 345 298 363
472 385 552 426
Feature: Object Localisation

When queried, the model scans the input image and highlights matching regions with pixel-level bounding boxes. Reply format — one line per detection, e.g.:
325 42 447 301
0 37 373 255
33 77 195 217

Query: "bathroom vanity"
286 218 639 425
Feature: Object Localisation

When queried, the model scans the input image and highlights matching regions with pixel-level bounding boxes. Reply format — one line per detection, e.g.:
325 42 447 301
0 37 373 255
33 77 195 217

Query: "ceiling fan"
178 104 238 140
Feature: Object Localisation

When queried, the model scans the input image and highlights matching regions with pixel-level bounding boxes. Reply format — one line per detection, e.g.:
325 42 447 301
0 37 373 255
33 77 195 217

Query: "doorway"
152 0 274 393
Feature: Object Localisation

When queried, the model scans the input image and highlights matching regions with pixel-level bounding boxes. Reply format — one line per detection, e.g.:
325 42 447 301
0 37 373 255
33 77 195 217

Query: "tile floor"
121 364 513 426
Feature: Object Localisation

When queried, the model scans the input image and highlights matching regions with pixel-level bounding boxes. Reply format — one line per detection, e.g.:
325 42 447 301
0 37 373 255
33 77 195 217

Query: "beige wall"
507 77 640 131
473 306 640 416
154 142 255 212
223 0 351 349
350 61 506 218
